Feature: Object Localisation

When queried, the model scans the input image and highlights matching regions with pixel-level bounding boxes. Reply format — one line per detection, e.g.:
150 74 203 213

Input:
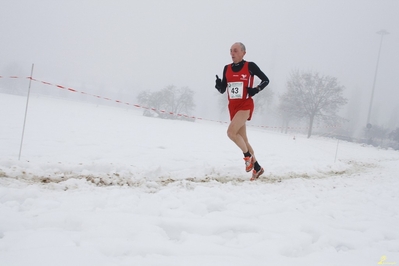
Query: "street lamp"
366 29 389 128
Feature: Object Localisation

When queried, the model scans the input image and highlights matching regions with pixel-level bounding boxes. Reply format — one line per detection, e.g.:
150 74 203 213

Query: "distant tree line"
136 71 349 138
137 85 195 122
364 125 399 150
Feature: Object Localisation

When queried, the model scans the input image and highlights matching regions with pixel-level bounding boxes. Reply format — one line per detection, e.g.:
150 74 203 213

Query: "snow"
0 93 398 266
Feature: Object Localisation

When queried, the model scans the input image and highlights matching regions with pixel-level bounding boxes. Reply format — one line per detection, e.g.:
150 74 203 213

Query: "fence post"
334 139 340 163
18 64 34 160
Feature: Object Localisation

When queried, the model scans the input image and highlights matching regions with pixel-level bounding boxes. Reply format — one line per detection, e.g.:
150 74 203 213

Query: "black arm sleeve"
216 65 228 94
248 62 269 90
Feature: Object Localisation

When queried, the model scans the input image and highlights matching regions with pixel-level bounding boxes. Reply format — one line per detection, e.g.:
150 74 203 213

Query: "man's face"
230 43 245 63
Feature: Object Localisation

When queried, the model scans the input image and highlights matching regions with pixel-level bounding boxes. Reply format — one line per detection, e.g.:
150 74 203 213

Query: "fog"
1 0 398 134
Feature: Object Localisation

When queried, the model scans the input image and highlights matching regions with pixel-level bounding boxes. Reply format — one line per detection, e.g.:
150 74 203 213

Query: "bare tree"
389 128 399 143
282 70 347 138
137 85 195 121
277 92 303 134
253 87 274 115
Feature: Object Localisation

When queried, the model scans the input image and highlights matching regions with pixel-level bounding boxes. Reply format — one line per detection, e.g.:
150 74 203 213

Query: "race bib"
227 82 244 99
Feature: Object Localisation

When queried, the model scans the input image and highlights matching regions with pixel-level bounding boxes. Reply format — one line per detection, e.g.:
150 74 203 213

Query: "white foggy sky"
1 0 398 126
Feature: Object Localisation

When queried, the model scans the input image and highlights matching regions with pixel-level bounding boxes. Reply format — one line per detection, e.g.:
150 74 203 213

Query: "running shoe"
244 156 254 172
250 167 264 181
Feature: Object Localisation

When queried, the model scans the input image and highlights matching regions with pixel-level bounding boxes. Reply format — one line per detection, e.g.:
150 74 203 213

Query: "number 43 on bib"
228 81 244 99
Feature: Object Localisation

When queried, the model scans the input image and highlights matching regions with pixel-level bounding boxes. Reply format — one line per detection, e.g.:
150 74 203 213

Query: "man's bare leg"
227 110 250 153
237 123 256 162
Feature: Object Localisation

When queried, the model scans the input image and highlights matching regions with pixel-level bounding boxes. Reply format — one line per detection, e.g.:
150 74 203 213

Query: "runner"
215 42 270 180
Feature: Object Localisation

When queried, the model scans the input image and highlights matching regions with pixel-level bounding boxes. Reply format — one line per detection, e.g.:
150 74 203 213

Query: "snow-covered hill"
1 93 398 266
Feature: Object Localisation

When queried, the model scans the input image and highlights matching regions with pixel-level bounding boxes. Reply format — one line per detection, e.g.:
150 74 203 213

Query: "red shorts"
228 98 254 121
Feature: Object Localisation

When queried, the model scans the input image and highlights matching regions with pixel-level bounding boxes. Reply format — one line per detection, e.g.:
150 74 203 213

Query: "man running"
215 42 269 181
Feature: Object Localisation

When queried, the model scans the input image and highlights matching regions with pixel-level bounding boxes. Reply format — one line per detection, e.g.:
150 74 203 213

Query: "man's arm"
216 65 228 93
248 62 269 90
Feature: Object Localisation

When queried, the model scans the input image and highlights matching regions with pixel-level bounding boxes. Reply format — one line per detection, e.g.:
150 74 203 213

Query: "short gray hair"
235 42 246 52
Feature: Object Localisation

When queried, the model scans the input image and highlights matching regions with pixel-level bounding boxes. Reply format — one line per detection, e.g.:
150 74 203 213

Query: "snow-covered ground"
1 93 398 266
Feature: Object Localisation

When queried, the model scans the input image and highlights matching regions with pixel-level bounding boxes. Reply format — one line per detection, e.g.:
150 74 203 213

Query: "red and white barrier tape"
0 76 27 78
1 76 341 130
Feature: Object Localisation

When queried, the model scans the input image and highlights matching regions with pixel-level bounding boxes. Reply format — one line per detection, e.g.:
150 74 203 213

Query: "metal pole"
366 30 389 126
334 139 339 163
18 64 35 160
